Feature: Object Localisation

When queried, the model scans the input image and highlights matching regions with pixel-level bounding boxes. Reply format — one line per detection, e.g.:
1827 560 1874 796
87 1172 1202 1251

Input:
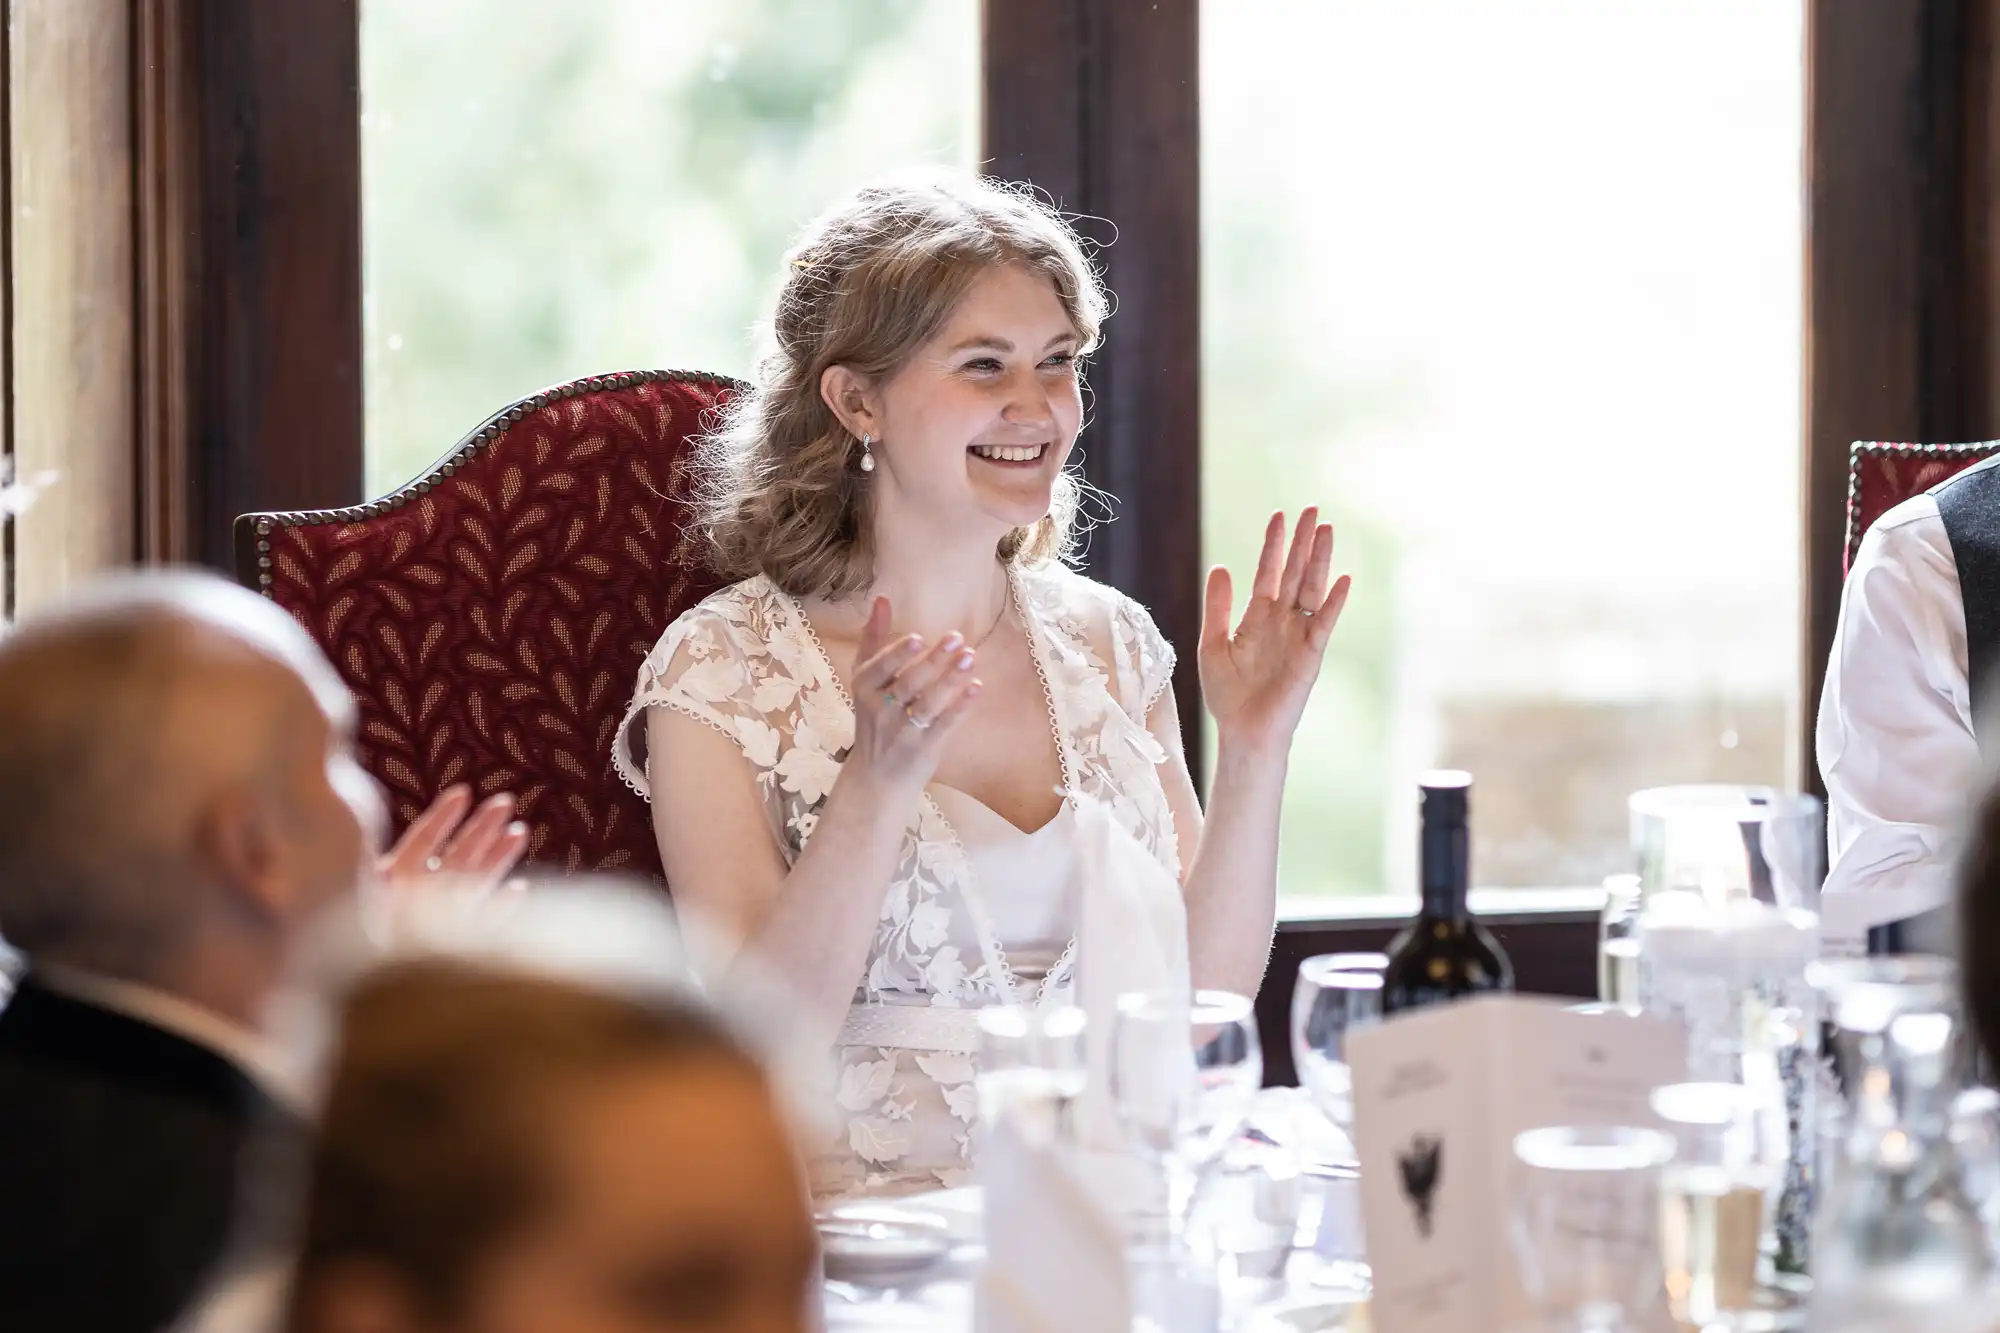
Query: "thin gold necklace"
965 583 1012 651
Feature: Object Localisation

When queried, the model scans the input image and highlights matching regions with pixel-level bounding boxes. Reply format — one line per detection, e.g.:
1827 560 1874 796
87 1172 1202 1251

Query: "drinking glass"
1290 952 1387 1136
1112 989 1262 1253
1950 1086 2000 1258
1628 785 1822 914
976 1004 1087 1147
1650 1082 1782 1329
1598 873 1642 1012
1809 957 1991 1331
1510 1125 1676 1333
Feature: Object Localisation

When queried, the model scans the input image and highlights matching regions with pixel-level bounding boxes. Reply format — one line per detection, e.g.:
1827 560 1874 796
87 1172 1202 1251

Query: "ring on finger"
424 855 444 873
882 688 899 707
903 702 931 731
1297 606 1315 618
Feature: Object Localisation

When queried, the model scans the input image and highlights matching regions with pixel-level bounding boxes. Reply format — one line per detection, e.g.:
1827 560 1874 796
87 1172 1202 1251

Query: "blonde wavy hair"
697 172 1109 599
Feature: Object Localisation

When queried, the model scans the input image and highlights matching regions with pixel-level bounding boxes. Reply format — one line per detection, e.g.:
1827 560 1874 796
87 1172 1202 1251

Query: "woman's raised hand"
1198 508 1352 756
844 597 983 791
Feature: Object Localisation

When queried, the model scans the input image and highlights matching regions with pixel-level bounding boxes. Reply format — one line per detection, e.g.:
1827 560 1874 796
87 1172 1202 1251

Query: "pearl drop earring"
859 433 876 473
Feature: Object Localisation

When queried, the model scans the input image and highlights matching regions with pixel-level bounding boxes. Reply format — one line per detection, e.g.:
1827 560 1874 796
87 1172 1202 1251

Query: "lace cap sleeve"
1110 591 1177 722
613 598 781 803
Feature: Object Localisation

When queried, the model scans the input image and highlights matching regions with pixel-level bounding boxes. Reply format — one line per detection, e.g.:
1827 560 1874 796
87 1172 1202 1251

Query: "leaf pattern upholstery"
234 370 742 879
1846 440 2000 572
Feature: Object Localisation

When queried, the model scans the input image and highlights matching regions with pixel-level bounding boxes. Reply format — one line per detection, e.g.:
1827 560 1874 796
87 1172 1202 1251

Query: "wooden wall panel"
8 0 136 613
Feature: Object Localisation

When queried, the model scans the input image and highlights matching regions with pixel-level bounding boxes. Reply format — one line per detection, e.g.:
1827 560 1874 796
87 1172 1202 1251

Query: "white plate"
897 1185 983 1242
817 1204 953 1284
1240 1291 1369 1333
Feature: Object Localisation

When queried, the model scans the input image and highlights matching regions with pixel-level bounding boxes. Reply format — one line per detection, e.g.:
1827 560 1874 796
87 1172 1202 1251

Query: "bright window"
1203 0 1805 898
360 0 979 495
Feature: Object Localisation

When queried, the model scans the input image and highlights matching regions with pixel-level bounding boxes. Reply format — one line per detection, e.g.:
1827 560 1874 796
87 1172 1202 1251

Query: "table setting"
811 782 2000 1333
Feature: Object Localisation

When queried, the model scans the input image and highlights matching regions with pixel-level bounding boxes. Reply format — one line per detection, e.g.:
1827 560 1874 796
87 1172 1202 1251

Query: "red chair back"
236 369 742 878
1847 440 2000 571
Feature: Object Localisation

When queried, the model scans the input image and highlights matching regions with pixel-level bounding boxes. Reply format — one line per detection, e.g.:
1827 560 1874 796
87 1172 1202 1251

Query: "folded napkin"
1070 791 1191 1165
975 1116 1132 1333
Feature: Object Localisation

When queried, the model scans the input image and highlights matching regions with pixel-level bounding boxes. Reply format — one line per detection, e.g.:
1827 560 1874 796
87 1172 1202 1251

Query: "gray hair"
0 571 324 970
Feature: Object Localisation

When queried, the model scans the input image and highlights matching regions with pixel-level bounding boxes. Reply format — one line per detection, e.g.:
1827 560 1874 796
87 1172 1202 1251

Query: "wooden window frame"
1802 0 2000 796
0 0 361 605
6 0 1981 1062
983 0 1205 765
14 1 1987 769
137 0 364 570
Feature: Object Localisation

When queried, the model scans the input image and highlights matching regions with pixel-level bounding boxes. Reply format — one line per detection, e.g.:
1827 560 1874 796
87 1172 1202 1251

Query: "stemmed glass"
1290 952 1387 1143
1598 873 1642 1012
1290 953 1383 1295
1111 988 1262 1255
1510 1125 1676 1333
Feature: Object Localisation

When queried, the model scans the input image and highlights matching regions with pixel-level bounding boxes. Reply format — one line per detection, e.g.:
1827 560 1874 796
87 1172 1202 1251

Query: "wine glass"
1290 952 1387 1140
1598 873 1642 1012
975 1004 1087 1147
1510 1125 1676 1333
1112 988 1262 1254
1290 953 1382 1296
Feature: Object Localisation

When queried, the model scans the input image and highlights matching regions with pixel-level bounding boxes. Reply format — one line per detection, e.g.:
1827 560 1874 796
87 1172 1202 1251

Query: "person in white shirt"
1817 453 2000 941
0 571 527 1333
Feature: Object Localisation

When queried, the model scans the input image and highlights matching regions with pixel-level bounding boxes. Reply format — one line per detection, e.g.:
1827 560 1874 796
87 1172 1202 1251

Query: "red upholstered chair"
1846 440 2000 571
234 369 743 879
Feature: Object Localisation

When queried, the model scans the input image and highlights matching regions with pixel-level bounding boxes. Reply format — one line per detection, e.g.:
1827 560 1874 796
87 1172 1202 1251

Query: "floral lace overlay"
613 562 1179 1195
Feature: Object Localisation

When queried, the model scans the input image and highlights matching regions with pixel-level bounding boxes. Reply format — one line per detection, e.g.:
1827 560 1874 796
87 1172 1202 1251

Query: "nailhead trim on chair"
1845 439 2000 570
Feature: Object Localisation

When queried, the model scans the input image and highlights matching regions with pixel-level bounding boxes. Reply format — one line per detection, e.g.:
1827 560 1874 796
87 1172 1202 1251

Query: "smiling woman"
692 174 1102 602
612 172 1348 1196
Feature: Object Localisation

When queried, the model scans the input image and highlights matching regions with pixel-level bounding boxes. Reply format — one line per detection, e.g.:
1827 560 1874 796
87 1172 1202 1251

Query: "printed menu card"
1345 995 1686 1333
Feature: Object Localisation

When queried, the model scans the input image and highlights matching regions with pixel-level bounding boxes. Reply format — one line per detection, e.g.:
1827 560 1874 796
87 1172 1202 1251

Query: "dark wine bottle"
1380 770 1514 1014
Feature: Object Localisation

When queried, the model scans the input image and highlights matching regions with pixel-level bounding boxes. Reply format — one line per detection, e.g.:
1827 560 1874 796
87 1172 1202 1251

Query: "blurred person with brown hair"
0 571 526 1333
281 955 816 1333
1957 772 2000 1072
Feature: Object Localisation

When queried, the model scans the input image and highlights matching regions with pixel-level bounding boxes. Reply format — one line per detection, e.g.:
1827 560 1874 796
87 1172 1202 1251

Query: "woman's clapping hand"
842 597 984 793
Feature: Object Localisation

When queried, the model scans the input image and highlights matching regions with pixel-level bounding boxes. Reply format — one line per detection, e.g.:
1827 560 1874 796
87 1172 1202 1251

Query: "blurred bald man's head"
0 571 383 1020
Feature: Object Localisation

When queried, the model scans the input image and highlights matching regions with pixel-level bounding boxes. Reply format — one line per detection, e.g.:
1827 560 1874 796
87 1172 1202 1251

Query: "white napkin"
1070 793 1191 1138
974 1116 1132 1333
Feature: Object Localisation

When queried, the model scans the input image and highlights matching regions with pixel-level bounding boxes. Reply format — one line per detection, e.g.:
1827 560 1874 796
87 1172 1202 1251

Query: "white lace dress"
613 560 1181 1197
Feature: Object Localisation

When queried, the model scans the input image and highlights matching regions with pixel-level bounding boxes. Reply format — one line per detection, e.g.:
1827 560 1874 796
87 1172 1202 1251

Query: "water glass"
1650 1082 1780 1328
976 1004 1086 1146
1192 1140 1306 1319
1598 873 1642 1012
1112 989 1262 1250
1510 1125 1676 1333
1290 952 1387 1135
1951 1086 2000 1256
1809 957 1992 1331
